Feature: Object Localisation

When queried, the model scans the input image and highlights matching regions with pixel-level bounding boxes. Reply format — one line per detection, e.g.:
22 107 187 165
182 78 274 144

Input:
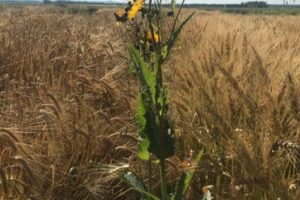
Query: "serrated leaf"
128 44 157 99
136 93 152 161
136 92 158 160
157 87 169 116
128 44 174 160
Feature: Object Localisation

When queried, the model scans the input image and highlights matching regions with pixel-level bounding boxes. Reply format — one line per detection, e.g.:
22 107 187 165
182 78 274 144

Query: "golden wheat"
0 6 299 200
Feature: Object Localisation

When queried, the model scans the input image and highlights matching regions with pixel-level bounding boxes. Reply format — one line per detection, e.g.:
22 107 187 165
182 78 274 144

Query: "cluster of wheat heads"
166 12 300 199
0 7 140 199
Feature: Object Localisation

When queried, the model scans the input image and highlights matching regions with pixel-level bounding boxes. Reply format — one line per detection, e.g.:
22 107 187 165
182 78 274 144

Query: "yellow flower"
128 0 144 20
147 31 160 43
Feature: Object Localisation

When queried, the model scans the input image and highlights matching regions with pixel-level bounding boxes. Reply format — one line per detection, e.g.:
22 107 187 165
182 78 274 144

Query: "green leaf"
136 92 158 160
157 87 169 116
138 137 150 160
172 172 188 200
194 150 204 163
133 62 174 160
182 150 204 193
161 45 168 60
137 93 147 130
160 118 175 159
127 44 157 99
121 171 160 200
172 150 204 200
152 159 160 164
138 190 161 200
128 46 174 160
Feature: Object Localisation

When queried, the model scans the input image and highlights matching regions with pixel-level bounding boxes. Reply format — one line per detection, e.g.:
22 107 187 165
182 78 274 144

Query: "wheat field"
0 6 299 200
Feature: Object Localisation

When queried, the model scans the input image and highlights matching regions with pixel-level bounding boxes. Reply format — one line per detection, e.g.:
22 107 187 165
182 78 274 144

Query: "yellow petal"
147 31 160 43
128 0 144 20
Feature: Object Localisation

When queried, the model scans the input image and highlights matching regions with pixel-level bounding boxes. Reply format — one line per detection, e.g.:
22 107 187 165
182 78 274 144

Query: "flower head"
147 31 160 43
128 0 144 20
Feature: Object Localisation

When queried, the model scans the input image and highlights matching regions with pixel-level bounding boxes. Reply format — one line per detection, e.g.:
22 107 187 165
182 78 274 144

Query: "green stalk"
148 159 152 200
159 159 168 200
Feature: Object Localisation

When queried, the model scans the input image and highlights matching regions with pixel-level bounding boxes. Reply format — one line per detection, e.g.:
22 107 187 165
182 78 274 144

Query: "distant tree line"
241 1 268 8
42 0 299 9
42 0 114 5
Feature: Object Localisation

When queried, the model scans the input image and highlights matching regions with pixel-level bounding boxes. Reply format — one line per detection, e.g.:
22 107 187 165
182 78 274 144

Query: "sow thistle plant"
114 1 204 200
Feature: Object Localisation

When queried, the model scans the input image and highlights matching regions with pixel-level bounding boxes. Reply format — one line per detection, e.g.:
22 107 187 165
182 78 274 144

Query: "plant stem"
148 159 152 200
170 0 186 38
159 159 168 200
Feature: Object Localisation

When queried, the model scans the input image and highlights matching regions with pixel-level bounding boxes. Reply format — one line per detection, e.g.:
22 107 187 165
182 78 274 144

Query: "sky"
189 0 293 3
164 0 296 4
0 0 297 4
